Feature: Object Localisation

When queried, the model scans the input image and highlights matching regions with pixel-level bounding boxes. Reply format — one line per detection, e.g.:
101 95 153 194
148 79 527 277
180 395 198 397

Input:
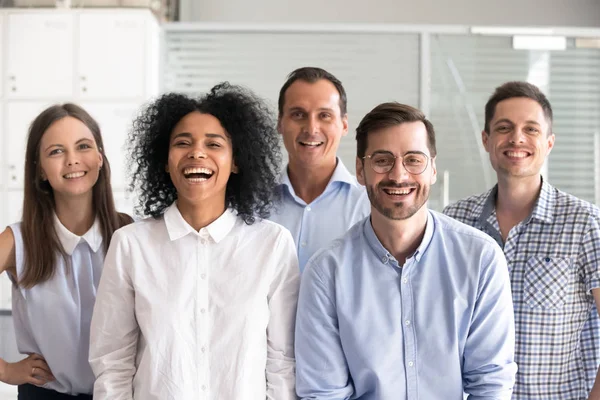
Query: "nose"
188 148 207 159
303 114 319 134
508 128 525 144
387 157 410 182
66 156 80 167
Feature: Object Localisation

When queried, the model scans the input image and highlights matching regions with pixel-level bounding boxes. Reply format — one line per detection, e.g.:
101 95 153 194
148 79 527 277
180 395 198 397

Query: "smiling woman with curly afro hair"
127 82 282 223
89 83 300 399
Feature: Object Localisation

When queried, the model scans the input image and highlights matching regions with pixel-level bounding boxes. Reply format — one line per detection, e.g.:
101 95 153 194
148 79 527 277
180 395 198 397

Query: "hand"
0 354 55 386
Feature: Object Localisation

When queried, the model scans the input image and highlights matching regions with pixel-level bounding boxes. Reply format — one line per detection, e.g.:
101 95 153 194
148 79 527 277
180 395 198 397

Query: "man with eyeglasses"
269 67 370 272
444 81 600 400
295 102 517 399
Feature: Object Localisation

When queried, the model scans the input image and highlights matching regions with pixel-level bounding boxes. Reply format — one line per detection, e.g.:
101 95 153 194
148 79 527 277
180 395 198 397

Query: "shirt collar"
164 202 237 243
363 210 435 266
54 214 103 255
478 177 554 226
279 157 357 195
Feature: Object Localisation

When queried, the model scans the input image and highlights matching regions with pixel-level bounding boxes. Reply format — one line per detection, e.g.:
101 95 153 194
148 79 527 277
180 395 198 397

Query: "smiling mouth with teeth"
183 167 214 181
299 141 324 147
504 150 530 159
383 188 414 196
63 171 86 179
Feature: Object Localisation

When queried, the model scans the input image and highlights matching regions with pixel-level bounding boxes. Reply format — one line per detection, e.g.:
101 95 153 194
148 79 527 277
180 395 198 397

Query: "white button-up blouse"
89 204 300 400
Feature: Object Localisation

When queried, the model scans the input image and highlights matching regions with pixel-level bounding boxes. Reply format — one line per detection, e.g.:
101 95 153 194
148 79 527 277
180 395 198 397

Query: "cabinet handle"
11 176 16 181
82 87 87 92
80 76 86 81
9 165 15 170
11 87 16 92
9 76 15 81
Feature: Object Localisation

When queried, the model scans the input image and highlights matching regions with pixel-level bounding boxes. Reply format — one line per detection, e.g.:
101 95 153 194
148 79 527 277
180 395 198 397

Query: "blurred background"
0 0 599 397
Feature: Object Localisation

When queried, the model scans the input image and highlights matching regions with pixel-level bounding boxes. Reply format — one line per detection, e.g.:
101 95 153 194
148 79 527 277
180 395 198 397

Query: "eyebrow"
493 118 541 127
371 150 428 156
205 133 227 140
44 137 94 152
171 132 228 141
287 106 336 113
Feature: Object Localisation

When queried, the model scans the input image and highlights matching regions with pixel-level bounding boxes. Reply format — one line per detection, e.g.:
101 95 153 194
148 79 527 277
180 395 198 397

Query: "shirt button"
402 278 408 283
408 361 414 367
200 239 206 245
301 242 307 247
306 206 312 211
201 346 206 353
201 273 206 279
201 385 206 391
381 256 388 263
201 308 206 314
405 320 411 326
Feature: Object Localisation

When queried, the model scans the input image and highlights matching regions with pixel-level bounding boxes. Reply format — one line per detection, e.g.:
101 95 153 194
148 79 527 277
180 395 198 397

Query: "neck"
287 157 337 204
496 174 542 222
54 192 96 236
177 197 226 231
370 206 428 266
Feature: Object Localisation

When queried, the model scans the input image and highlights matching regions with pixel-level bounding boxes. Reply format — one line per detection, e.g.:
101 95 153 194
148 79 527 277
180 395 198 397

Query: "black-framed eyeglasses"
362 151 429 175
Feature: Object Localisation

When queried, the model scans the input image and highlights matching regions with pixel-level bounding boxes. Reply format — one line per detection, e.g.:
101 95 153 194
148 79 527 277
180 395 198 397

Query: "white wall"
179 0 600 27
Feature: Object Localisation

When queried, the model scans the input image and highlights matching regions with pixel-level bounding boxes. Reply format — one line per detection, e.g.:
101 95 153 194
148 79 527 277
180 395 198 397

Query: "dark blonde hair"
20 103 132 288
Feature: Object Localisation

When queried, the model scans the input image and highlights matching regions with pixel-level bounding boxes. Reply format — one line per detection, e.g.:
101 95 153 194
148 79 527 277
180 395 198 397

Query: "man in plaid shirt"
444 81 600 399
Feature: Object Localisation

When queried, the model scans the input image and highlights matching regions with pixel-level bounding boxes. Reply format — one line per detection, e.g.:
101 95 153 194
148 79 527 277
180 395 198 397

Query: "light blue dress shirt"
295 211 517 400
269 159 370 272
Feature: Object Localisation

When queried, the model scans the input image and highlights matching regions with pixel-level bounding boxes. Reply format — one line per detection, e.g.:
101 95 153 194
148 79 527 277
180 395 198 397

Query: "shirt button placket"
299 204 312 263
197 234 209 398
401 262 418 397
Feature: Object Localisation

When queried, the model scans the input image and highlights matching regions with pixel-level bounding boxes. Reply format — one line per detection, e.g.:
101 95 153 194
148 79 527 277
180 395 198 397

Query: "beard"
366 180 429 220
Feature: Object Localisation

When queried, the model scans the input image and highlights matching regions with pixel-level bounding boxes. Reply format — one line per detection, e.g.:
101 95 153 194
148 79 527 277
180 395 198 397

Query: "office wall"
179 0 600 27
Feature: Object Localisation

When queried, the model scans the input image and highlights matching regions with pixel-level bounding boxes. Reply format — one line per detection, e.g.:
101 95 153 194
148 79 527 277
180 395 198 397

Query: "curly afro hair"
128 82 282 224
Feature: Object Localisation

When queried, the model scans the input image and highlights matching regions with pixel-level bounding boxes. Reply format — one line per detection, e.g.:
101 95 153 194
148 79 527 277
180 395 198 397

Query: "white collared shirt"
89 203 300 400
10 216 104 395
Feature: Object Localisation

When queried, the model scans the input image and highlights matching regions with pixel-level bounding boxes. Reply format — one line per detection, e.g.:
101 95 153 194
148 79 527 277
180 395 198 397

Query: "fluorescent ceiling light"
513 35 567 50
471 26 554 36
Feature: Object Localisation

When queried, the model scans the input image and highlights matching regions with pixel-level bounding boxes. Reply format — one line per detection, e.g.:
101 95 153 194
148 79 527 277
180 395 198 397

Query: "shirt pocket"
524 256 570 310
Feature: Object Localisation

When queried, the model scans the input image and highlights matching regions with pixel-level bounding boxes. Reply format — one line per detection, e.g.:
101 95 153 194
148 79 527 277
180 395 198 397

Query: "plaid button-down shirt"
444 179 600 399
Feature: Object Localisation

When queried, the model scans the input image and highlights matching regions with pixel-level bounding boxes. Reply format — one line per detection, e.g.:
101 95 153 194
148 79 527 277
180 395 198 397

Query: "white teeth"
184 167 213 175
385 189 411 195
506 151 528 158
187 177 209 182
64 172 85 179
300 141 322 146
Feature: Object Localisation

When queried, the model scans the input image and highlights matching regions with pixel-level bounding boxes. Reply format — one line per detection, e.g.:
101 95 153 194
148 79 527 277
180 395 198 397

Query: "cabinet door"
6 190 23 229
0 14 4 98
83 103 139 190
0 188 4 233
6 13 74 99
78 13 146 99
0 105 4 188
5 102 56 189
